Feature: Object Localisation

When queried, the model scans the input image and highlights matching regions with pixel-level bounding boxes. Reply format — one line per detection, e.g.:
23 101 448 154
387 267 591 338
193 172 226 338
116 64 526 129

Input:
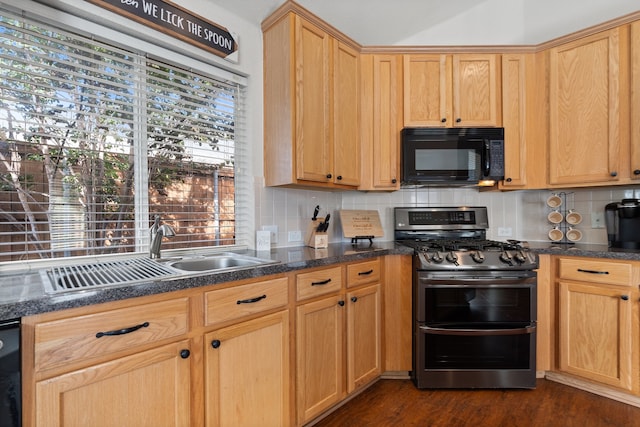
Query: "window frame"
0 1 250 266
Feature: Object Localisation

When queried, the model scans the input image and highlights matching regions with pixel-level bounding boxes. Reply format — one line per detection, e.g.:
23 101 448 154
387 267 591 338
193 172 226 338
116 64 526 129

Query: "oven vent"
43 257 180 294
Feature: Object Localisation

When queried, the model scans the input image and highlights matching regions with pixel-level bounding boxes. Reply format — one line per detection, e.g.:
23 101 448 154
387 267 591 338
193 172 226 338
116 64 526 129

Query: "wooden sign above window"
87 0 238 62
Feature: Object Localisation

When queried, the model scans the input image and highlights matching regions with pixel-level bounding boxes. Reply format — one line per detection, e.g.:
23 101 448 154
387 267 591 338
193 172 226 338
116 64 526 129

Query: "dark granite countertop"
3 240 640 320
0 242 412 320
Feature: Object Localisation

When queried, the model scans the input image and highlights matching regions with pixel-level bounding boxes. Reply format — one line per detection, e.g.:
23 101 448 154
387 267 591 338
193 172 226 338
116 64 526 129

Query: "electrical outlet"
498 227 513 237
288 230 302 242
591 212 605 229
262 225 278 244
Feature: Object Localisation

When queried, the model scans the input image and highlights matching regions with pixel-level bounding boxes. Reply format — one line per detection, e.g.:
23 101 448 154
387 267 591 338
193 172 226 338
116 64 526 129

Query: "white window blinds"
0 9 244 261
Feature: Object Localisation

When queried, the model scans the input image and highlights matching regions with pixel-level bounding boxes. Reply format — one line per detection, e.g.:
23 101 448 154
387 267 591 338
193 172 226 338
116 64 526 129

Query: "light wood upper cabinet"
263 13 360 189
631 20 640 179
332 40 361 186
403 54 501 127
548 28 629 186
359 54 402 190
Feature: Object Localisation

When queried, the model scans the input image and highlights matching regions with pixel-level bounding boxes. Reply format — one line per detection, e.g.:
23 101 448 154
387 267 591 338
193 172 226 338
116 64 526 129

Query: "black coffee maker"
605 199 640 249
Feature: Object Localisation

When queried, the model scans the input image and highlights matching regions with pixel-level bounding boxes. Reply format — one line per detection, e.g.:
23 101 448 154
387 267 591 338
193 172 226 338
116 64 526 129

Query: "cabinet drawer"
346 258 381 288
205 277 288 326
34 297 189 371
557 257 633 286
296 266 343 301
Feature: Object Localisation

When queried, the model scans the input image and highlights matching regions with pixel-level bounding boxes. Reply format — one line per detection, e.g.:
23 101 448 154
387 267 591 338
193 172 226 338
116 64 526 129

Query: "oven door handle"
419 325 536 336
420 277 537 287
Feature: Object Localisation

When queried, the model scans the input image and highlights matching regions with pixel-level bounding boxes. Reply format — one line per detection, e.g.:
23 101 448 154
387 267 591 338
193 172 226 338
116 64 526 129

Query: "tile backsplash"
255 177 640 248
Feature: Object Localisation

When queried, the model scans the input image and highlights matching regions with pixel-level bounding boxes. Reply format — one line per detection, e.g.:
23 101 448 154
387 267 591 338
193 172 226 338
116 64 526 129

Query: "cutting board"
338 210 384 238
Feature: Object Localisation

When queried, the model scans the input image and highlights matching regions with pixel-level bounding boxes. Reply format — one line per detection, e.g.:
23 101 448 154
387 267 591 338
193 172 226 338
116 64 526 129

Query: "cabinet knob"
351 296 358 303
610 171 618 177
441 118 447 123
338 300 345 307
211 339 221 349
621 295 629 301
455 118 462 123
180 349 190 359
392 178 397 184
336 175 342 180
634 169 640 175
326 173 332 179
506 177 512 183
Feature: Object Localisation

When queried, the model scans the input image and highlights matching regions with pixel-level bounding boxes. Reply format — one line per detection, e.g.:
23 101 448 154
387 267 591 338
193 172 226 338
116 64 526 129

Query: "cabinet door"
332 40 360 186
370 54 401 189
558 281 633 391
501 54 527 187
403 54 449 126
452 54 501 126
631 21 640 179
549 29 624 186
346 284 381 393
205 311 290 427
35 340 192 427
296 295 345 424
295 15 331 183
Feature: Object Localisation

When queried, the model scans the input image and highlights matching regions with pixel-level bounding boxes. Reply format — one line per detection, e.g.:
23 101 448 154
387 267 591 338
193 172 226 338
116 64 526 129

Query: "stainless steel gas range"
395 206 539 389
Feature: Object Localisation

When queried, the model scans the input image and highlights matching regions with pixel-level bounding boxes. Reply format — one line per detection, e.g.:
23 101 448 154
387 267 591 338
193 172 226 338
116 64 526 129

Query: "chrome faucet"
149 214 176 259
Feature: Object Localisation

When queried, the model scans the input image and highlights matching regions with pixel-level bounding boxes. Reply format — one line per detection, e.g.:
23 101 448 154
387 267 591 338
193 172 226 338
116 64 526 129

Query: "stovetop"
394 206 538 271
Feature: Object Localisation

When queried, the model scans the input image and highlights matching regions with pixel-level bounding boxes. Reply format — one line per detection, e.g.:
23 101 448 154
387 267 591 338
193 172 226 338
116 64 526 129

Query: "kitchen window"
0 7 247 262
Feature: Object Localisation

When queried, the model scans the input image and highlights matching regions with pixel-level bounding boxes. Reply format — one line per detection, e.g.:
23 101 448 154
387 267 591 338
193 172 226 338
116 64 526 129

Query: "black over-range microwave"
401 127 505 186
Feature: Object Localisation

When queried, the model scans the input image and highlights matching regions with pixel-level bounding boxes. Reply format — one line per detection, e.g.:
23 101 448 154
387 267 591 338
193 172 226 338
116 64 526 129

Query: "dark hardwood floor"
314 379 640 427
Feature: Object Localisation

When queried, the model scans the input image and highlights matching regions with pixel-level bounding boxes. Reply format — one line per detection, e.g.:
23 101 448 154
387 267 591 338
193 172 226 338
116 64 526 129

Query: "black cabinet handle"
391 178 397 184
312 278 332 286
180 349 190 359
455 118 462 123
634 169 640 175
577 268 609 275
441 118 446 123
237 294 267 304
326 173 332 179
351 296 358 303
506 177 512 182
338 300 345 307
211 339 221 349
358 269 374 276
610 171 618 177
337 175 343 180
96 321 149 338
621 295 629 301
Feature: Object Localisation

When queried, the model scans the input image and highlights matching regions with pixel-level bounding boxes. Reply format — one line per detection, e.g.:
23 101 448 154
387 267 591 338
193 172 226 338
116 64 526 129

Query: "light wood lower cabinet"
555 257 637 392
295 261 382 425
34 339 192 427
204 311 290 427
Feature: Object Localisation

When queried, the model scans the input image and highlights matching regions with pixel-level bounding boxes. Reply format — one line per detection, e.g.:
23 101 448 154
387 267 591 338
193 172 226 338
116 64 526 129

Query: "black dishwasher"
0 319 20 427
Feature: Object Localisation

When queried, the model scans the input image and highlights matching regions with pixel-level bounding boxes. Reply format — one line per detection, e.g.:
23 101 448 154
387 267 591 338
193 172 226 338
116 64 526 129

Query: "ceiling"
207 0 639 46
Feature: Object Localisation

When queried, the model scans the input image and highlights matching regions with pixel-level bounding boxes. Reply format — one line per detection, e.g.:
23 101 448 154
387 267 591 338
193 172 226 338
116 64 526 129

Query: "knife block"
306 220 328 249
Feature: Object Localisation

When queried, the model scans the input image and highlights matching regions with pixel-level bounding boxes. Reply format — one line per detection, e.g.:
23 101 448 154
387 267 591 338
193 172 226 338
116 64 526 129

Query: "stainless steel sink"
166 253 278 273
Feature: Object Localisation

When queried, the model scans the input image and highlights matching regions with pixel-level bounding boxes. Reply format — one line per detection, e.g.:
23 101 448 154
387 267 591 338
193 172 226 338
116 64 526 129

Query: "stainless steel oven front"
413 270 537 389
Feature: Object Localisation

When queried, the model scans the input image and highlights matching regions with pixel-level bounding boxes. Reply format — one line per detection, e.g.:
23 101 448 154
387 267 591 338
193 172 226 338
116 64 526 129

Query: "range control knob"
470 251 485 264
514 250 527 264
431 252 444 263
499 251 514 265
446 251 459 265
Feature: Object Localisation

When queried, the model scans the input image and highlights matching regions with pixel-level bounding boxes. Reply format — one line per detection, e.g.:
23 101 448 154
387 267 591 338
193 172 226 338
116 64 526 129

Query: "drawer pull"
211 339 221 349
358 269 374 276
95 321 149 338
577 268 609 275
236 294 267 305
311 278 332 286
